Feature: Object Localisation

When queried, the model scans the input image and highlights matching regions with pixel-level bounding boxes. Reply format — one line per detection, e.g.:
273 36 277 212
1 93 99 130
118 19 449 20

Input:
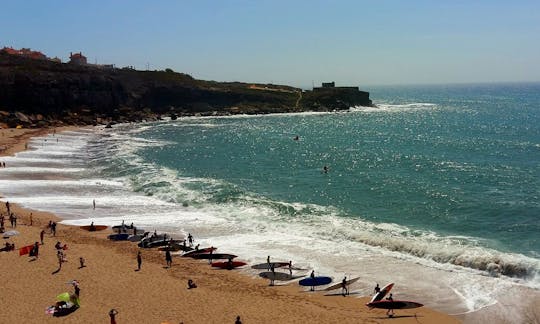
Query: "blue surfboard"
108 233 129 241
299 276 332 286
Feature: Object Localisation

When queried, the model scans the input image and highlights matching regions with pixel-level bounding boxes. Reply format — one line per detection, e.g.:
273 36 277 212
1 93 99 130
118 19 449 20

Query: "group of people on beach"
0 201 18 233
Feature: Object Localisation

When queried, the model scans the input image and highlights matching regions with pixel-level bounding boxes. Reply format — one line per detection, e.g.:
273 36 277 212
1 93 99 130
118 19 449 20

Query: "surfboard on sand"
251 262 290 270
366 300 423 310
107 233 129 241
370 283 394 303
192 253 237 260
182 247 217 257
323 277 360 291
299 276 332 287
211 261 247 269
19 244 34 256
259 271 304 281
80 225 107 231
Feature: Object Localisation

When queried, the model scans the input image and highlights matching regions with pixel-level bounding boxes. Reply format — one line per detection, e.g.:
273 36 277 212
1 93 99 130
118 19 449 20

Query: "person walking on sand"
109 309 118 324
165 249 172 268
341 276 349 296
40 230 45 245
137 251 142 271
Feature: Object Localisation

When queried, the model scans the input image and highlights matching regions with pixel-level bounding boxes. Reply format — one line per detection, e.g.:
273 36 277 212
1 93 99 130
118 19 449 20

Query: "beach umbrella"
2 230 20 238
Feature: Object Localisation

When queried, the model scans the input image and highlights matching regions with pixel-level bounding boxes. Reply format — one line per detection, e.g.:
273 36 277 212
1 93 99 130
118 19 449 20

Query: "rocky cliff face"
0 53 372 127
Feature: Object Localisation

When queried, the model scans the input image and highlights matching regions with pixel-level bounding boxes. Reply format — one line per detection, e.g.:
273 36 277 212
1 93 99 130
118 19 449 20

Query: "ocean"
1 82 539 321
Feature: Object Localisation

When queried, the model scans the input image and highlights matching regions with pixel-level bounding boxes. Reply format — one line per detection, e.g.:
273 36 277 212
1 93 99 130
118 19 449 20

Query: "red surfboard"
80 225 108 231
211 261 247 269
366 300 423 310
19 244 35 256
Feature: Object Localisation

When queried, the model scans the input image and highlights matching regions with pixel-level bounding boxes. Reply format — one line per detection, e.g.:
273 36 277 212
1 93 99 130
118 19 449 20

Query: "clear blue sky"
2 0 539 87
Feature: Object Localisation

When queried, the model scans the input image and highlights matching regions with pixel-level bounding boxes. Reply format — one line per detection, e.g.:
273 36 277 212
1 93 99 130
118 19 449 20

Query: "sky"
2 0 539 87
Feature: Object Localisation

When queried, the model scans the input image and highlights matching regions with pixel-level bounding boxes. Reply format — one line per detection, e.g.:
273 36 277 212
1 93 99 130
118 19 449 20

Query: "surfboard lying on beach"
211 261 247 269
259 271 303 281
299 276 332 287
19 244 34 256
191 253 237 260
370 283 394 302
366 300 423 310
182 247 217 257
80 225 107 231
251 262 290 270
107 233 129 241
323 277 360 291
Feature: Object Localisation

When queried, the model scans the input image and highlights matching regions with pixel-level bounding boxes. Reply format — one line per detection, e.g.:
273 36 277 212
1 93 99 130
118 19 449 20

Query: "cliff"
0 53 373 127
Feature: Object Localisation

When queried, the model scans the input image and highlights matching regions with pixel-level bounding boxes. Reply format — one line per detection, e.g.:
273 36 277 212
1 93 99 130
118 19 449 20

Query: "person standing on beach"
165 249 172 268
269 263 276 286
5 201 10 214
288 260 293 275
310 270 315 291
109 309 118 324
31 242 39 259
386 294 394 317
341 276 349 296
137 251 142 271
235 315 242 324
29 213 33 226
51 222 57 236
187 233 193 246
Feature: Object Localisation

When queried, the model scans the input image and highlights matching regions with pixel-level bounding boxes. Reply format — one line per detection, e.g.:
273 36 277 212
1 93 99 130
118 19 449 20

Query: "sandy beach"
0 128 461 323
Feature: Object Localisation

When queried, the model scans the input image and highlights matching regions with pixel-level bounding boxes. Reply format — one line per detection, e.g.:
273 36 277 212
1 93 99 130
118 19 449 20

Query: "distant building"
69 51 87 65
321 82 335 88
1 47 47 60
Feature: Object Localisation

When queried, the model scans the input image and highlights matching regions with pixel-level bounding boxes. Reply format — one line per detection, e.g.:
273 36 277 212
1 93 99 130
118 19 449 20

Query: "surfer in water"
323 165 329 173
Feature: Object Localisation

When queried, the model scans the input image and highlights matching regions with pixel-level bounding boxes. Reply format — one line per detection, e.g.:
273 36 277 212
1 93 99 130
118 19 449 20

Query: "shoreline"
0 127 460 323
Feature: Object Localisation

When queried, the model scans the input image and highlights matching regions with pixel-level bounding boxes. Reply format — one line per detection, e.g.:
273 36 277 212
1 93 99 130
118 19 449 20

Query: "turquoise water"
136 83 540 260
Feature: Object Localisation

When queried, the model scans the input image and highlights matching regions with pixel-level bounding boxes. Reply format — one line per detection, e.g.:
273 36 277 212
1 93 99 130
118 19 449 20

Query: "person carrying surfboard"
341 276 349 296
374 283 380 294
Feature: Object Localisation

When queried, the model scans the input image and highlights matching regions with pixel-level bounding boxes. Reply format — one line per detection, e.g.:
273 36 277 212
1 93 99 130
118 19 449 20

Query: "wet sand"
0 128 461 323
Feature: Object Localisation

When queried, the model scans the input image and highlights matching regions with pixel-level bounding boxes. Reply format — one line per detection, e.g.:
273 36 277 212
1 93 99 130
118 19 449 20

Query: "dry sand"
0 128 460 323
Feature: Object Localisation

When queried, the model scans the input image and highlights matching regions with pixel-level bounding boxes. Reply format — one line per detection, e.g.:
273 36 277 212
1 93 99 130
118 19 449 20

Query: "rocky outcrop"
0 53 373 127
